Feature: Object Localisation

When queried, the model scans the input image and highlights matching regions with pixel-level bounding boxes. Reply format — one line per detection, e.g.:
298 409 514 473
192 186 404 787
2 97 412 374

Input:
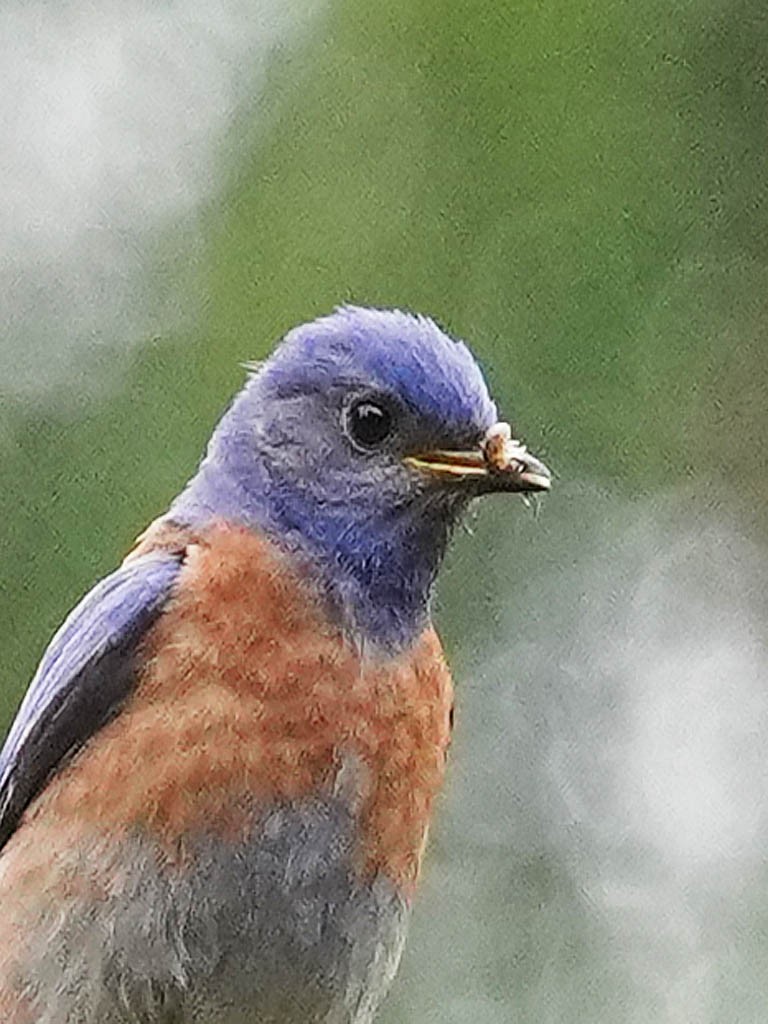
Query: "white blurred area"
416 490 768 1024
0 0 320 404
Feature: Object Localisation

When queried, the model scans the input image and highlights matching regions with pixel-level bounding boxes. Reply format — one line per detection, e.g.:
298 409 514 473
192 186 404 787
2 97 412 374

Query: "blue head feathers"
261 306 497 441
171 306 531 651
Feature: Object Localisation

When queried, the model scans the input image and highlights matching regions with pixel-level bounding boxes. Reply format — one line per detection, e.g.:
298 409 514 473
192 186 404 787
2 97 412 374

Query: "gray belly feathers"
16 797 409 1024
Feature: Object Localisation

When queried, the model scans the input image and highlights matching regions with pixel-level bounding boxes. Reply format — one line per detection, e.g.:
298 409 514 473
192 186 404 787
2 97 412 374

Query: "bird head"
173 306 550 651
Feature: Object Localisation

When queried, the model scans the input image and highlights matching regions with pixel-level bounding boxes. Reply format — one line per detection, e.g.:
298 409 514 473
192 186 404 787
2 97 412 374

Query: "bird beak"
403 422 551 493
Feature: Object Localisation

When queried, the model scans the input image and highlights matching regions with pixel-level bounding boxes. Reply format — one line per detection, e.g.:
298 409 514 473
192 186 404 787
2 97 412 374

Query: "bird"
0 306 550 1024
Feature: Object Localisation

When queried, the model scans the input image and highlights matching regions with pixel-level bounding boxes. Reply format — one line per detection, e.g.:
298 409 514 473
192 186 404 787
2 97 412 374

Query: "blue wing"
0 550 184 853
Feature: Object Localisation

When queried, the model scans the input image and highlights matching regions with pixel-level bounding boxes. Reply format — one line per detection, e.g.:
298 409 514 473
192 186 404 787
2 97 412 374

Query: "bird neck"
291 507 451 654
170 458 457 654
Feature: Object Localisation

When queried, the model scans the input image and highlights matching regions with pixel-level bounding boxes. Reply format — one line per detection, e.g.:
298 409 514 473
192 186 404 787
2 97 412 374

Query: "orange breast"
31 522 454 897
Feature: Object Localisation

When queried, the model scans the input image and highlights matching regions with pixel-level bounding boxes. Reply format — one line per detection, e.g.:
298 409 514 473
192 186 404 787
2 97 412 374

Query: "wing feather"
0 551 183 852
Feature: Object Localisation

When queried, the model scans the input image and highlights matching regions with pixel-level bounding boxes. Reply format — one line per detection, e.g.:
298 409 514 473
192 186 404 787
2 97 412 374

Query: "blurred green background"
2 1 768 1020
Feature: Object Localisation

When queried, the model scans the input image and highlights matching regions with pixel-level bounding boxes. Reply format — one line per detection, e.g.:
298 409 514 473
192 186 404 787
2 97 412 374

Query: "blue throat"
170 455 457 654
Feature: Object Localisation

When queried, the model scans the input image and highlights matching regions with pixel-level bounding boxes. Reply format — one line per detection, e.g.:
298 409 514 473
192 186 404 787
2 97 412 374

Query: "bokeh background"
2 1 767 1021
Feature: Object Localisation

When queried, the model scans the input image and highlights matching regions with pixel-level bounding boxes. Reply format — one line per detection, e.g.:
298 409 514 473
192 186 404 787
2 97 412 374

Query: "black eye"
345 399 394 450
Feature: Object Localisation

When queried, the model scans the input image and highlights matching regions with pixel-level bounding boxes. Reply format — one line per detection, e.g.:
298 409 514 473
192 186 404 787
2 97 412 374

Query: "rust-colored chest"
40 523 454 897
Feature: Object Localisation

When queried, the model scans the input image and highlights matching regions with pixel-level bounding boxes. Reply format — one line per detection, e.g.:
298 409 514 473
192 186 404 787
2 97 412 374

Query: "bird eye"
345 399 394 451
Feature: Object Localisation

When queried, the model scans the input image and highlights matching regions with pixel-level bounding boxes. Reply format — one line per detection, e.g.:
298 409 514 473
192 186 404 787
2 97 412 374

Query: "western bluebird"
0 306 550 1023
